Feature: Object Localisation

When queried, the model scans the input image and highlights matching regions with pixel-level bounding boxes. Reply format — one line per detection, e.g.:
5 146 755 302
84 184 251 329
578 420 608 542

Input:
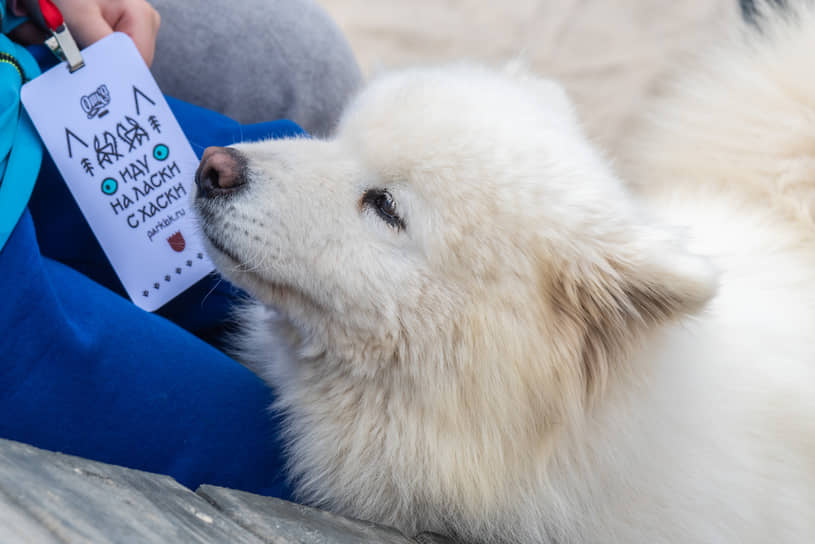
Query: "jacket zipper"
0 51 27 83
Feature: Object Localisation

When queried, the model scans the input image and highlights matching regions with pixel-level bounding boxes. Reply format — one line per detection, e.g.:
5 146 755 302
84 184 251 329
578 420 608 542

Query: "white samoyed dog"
193 4 815 542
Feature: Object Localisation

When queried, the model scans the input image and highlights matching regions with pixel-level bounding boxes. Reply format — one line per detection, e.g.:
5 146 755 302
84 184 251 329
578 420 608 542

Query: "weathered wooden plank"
0 438 262 543
197 484 417 544
0 487 63 544
0 438 458 543
414 533 456 544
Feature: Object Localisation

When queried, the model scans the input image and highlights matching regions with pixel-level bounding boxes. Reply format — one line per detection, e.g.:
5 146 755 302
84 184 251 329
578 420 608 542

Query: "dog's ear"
611 232 716 322
547 228 717 391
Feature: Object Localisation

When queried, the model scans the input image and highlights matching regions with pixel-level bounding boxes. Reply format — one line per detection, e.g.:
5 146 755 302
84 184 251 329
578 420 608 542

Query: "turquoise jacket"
0 4 43 250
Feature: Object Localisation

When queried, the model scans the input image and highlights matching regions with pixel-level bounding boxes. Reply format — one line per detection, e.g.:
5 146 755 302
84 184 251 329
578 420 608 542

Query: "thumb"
62 4 114 50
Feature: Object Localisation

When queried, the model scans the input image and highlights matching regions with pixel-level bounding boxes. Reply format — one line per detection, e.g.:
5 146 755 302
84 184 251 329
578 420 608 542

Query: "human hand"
9 0 160 66
52 0 160 66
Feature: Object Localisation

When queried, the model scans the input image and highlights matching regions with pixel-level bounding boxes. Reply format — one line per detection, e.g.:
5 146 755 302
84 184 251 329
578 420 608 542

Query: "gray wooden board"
0 487 62 544
414 533 456 544
197 484 417 544
0 438 262 543
0 437 457 543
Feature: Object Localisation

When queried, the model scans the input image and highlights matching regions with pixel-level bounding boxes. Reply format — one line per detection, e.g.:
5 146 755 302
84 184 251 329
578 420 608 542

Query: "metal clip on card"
45 24 84 72
23 0 84 72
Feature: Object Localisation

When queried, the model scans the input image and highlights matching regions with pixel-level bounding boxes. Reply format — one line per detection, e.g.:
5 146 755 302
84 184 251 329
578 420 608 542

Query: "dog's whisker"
201 277 223 307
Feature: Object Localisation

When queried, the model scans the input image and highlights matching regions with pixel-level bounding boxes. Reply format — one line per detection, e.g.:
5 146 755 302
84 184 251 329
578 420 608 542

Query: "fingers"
51 0 161 67
109 2 161 66
62 3 114 49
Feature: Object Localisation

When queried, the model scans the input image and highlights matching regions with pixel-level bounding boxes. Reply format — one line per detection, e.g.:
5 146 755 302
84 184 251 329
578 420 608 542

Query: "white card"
21 32 213 312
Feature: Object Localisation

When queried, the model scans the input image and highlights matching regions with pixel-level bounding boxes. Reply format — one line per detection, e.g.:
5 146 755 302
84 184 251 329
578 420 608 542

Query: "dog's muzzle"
195 146 249 198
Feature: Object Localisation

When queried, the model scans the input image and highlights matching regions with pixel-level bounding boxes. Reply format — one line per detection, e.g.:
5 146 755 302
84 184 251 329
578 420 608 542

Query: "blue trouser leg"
0 209 291 497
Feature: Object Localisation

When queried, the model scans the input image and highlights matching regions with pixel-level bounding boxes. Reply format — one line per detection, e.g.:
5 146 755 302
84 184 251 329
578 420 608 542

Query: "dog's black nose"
195 146 248 197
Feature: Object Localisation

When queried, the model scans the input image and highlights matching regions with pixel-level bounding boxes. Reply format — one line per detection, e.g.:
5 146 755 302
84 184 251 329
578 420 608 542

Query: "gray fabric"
149 0 361 136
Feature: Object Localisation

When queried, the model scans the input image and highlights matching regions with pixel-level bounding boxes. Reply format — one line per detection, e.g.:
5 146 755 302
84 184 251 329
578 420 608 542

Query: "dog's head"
193 64 715 415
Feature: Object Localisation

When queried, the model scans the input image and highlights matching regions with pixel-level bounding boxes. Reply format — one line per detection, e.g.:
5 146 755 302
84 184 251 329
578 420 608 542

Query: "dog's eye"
362 189 405 230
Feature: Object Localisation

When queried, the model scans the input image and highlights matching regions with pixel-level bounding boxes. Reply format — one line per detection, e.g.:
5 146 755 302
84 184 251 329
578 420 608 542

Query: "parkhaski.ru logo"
80 84 111 119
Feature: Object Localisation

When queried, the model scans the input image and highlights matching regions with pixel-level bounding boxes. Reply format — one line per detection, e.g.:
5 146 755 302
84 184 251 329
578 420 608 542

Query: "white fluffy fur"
194 4 815 542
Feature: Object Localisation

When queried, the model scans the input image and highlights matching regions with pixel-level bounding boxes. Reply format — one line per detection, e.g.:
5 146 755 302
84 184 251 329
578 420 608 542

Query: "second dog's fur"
194 4 815 542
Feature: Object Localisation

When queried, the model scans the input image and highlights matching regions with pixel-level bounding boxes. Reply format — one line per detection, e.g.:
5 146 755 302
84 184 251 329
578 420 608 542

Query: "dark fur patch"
547 258 696 399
